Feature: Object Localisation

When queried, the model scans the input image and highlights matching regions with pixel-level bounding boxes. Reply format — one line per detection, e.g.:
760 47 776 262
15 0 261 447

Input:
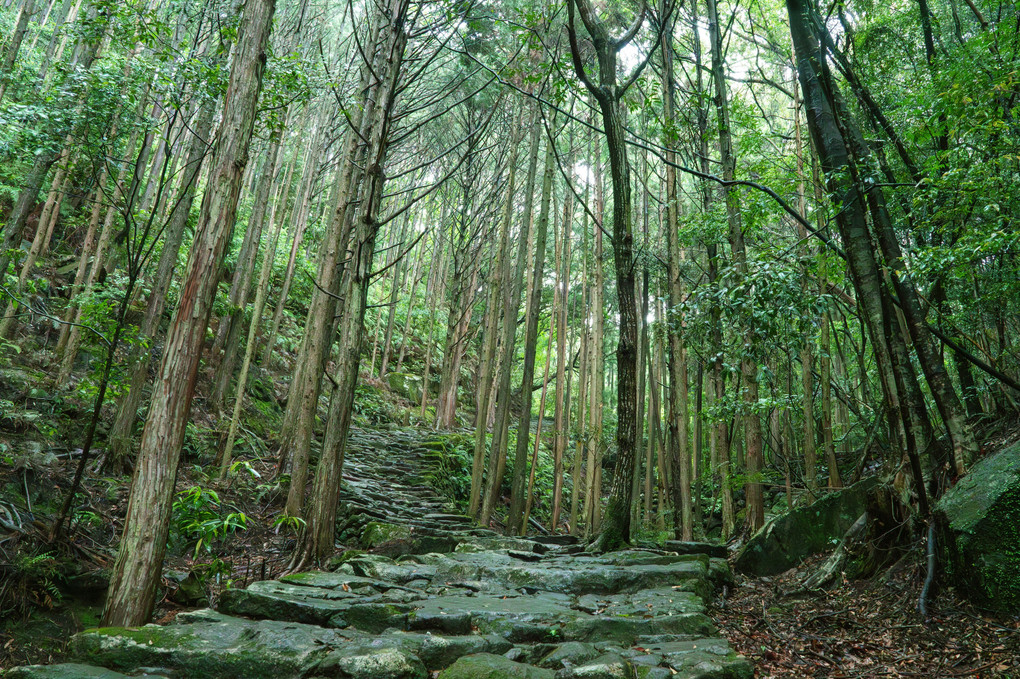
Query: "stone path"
6 427 752 679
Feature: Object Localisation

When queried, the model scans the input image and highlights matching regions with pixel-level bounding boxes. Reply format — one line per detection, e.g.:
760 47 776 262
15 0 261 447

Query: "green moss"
360 521 413 549
85 626 197 650
936 443 1020 613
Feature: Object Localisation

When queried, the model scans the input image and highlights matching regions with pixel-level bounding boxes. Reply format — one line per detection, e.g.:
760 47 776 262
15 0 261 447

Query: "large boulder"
387 372 424 402
936 442 1020 614
735 478 877 576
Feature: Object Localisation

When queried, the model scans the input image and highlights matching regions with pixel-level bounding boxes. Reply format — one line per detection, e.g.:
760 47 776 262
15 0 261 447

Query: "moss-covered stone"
386 372 424 402
936 442 1020 614
361 521 414 549
437 653 555 679
71 614 339 678
2 664 166 678
734 478 878 576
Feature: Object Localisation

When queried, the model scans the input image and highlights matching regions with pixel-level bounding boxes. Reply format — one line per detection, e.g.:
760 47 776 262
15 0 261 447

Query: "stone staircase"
5 427 752 679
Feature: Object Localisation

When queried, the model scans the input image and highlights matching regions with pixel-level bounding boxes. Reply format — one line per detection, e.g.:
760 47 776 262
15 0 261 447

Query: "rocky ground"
4 426 752 679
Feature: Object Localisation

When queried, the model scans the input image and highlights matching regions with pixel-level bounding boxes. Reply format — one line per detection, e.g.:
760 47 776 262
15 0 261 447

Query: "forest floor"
716 552 1020 678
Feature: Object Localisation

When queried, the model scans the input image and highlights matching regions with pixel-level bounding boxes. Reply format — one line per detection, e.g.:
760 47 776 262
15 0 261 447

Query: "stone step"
6 426 751 679
33 547 749 679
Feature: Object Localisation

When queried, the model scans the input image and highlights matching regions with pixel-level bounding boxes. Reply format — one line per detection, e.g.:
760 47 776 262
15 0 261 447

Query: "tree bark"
469 136 519 518
106 88 218 469
660 10 692 540
289 0 408 568
480 107 540 527
102 0 275 626
507 132 554 535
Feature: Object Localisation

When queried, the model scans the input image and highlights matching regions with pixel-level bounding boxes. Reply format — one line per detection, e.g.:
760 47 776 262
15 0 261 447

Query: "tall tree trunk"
567 0 647 550
105 89 218 469
208 119 290 408
103 0 275 627
275 14 381 501
289 0 408 568
794 76 819 500
507 132 554 535
469 138 519 518
550 134 574 531
479 107 540 527
707 0 764 533
0 0 36 103
661 11 693 540
583 131 605 536
787 0 932 514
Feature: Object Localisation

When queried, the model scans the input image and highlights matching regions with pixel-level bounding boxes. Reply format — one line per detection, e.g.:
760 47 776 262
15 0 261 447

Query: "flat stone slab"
438 653 554 679
395 551 711 598
664 541 729 559
3 666 168 678
66 610 517 678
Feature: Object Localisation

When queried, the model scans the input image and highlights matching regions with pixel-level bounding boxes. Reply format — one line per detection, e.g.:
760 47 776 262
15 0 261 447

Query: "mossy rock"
437 653 554 679
734 478 878 576
71 613 337 678
2 664 167 678
936 442 1020 614
361 521 414 549
386 372 424 403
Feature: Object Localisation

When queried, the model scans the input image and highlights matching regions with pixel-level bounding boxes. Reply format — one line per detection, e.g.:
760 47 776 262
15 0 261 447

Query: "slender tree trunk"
0 0 36 104
218 145 293 479
103 0 275 626
794 77 819 500
707 0 764 534
275 14 381 494
105 89 218 469
469 139 518 518
661 14 693 540
787 0 932 514
208 117 291 408
567 0 646 550
550 137 574 531
289 0 408 568
583 132 605 536
523 313 555 531
570 260 590 535
507 133 553 535
480 107 540 527
378 213 411 378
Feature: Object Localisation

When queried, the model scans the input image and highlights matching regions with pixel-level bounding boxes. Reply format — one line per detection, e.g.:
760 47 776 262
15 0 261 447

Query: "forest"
0 0 1019 676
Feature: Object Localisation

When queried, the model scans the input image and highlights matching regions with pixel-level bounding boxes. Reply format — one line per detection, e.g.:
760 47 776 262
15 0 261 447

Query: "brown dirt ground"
715 553 1020 678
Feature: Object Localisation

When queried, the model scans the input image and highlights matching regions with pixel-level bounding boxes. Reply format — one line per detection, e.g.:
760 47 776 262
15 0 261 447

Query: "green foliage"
422 433 474 510
352 383 399 426
169 486 248 559
271 514 306 534
0 549 64 618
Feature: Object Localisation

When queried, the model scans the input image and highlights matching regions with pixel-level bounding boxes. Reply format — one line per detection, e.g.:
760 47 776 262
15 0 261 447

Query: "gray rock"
3 665 167 678
555 653 630 678
71 613 345 678
438 653 555 679
734 478 878 576
663 541 728 559
316 646 426 678
538 642 600 669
